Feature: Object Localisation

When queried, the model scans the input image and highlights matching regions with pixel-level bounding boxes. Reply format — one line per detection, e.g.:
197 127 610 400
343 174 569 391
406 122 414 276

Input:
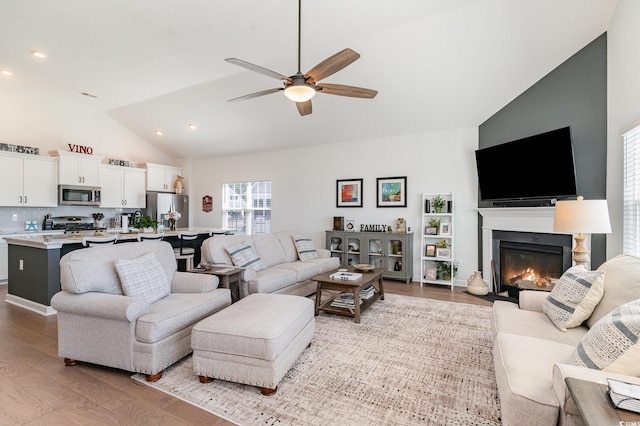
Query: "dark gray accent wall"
478 33 607 268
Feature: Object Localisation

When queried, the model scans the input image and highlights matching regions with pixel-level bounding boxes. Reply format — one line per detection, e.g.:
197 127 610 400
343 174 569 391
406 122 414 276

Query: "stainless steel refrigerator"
145 193 189 229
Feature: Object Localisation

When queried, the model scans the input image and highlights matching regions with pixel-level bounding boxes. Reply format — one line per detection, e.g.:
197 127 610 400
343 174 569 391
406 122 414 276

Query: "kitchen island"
4 228 230 315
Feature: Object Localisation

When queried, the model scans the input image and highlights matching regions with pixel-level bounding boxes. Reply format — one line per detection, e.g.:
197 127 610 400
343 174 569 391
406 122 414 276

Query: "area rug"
132 294 501 425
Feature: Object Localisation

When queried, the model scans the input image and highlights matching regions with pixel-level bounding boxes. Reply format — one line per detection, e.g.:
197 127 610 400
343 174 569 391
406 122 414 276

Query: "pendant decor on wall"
202 195 213 213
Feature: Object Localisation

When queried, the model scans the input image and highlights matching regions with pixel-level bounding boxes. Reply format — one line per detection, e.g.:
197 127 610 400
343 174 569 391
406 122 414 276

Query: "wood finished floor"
0 282 491 425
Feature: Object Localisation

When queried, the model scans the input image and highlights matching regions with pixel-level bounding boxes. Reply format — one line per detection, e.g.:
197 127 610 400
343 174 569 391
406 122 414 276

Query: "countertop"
3 228 232 249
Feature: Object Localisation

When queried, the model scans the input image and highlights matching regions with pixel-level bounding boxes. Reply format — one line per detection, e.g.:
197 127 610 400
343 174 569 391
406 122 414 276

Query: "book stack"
360 285 375 300
608 379 640 413
330 293 362 312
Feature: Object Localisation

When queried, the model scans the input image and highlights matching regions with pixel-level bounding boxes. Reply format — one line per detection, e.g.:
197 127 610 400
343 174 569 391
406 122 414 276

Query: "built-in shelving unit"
420 192 455 290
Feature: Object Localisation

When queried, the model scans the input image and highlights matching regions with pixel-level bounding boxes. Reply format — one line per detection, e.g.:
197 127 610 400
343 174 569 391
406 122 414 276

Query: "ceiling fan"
225 0 378 116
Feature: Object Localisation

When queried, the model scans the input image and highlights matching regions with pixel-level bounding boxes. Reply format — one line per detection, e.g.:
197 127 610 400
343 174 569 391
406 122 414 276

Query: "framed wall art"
376 176 407 208
336 178 363 208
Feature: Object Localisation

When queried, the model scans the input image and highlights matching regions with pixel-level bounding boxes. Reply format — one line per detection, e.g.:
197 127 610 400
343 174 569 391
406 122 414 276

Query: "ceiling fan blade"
227 87 283 103
296 100 312 116
316 83 378 99
305 48 360 83
225 58 292 82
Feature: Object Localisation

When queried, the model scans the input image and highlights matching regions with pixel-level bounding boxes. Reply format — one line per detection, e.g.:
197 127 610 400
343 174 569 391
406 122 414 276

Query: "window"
623 125 640 256
222 181 272 235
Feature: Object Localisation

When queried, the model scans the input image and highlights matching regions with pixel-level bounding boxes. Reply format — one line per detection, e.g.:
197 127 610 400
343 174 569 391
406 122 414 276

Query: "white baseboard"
5 294 56 316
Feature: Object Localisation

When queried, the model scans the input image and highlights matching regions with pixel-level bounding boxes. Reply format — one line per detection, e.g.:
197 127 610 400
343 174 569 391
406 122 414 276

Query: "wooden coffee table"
313 267 384 323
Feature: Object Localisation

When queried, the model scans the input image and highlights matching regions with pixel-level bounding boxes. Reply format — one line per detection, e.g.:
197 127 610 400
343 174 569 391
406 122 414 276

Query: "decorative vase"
467 271 489 296
169 219 176 231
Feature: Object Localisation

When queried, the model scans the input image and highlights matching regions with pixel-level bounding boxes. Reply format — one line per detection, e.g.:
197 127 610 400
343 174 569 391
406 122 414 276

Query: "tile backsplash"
0 206 141 233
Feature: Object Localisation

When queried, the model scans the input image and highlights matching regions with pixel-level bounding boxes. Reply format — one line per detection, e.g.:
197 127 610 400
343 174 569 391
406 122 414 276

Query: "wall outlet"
11 214 17 221
19 259 23 270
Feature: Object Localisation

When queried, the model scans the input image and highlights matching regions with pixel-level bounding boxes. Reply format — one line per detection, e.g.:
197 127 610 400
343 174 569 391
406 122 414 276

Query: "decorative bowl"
353 263 375 272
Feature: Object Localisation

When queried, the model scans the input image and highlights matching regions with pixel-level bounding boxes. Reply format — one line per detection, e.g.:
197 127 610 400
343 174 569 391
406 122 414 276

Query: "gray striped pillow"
294 235 318 261
115 252 170 304
573 299 640 375
542 265 605 331
226 241 266 271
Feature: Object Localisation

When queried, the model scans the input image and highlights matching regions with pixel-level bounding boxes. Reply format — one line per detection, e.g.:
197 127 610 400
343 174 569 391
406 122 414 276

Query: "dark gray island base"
4 229 223 315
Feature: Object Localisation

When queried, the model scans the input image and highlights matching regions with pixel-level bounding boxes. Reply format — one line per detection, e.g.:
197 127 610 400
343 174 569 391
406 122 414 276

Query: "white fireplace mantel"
478 207 558 292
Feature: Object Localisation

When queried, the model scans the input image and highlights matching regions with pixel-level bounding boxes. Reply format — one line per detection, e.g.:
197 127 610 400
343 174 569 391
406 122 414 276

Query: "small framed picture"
345 219 355 232
425 245 436 257
439 223 451 236
337 178 363 208
376 176 407 208
425 226 438 235
425 268 437 280
436 247 451 259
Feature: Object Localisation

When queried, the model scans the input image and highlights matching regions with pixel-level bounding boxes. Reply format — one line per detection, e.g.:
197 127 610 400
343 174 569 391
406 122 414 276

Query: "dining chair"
82 235 118 247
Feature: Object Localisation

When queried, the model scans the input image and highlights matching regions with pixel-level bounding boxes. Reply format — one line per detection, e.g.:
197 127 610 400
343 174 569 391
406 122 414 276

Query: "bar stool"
174 231 198 271
82 235 118 247
138 233 164 242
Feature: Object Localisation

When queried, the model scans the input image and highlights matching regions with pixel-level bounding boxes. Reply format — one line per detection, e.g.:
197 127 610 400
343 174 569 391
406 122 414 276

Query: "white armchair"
51 241 231 381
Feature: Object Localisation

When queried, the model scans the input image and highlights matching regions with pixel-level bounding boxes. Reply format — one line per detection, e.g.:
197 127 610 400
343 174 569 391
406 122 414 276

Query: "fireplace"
492 230 572 294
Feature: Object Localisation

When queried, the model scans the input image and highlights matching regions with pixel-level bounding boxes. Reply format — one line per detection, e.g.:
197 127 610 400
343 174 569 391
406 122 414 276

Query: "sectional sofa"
492 254 640 425
200 229 340 298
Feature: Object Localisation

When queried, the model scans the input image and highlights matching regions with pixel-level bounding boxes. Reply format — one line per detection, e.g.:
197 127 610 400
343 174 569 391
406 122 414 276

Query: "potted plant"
431 195 446 213
133 215 158 232
436 261 457 281
436 239 448 248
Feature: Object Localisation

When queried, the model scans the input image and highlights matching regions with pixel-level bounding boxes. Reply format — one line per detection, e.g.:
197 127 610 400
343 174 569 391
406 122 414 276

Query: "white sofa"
492 254 640 425
200 230 340 299
51 241 231 381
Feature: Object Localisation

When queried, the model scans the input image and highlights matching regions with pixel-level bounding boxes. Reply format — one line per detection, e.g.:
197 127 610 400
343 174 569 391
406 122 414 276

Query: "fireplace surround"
478 207 575 292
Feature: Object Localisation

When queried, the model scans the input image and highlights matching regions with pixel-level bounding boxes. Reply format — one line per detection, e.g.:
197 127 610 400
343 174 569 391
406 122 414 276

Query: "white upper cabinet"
0 152 58 207
145 163 182 192
53 150 103 186
100 165 146 208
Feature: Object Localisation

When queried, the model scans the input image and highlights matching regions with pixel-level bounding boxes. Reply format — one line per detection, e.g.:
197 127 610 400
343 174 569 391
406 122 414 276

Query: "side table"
192 266 243 302
565 377 640 426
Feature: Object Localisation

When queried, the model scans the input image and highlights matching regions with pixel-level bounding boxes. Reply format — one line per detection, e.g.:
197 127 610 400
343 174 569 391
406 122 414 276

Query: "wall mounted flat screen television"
475 127 577 202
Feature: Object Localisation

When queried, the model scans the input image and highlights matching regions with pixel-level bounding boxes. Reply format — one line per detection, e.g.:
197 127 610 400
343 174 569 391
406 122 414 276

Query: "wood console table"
565 377 640 425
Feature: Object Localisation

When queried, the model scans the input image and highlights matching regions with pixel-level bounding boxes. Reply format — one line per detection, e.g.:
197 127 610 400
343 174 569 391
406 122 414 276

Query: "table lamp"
553 196 612 267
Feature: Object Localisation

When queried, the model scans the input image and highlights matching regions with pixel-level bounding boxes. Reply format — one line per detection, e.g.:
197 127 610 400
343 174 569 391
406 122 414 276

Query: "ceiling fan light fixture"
284 84 316 102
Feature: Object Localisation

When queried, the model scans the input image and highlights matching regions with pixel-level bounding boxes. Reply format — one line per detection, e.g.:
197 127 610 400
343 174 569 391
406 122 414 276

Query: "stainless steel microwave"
58 185 101 206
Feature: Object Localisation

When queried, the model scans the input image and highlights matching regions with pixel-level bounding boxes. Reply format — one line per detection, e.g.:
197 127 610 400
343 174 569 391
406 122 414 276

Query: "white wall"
191 127 479 285
607 0 640 256
0 85 173 166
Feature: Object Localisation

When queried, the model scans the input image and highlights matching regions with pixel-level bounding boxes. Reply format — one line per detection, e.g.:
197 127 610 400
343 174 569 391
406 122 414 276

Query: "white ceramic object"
467 271 489 296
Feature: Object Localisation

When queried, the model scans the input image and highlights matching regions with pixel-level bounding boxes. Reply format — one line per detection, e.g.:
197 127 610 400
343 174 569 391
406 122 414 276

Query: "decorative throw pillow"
542 265 605 331
115 252 171 304
226 241 266 271
293 235 319 261
572 299 640 376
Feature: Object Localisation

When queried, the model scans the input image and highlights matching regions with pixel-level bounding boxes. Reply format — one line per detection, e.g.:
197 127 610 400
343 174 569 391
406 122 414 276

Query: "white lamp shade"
553 197 612 234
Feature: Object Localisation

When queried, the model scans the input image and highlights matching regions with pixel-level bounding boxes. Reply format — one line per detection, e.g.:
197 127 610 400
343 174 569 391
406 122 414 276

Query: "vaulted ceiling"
0 0 618 158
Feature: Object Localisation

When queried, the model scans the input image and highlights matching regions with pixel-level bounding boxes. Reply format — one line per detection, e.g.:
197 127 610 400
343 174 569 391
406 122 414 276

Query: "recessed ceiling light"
188 123 197 130
31 50 47 59
0 69 13 76
155 130 163 136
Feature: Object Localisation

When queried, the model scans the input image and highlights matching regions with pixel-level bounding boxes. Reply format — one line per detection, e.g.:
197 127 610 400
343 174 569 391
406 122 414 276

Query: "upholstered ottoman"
191 293 314 395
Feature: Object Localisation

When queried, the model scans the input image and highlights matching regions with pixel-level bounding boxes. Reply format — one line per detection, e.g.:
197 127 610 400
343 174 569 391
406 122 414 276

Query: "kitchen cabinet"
0 152 58 207
0 237 7 283
145 163 182 192
54 150 102 186
100 165 146 208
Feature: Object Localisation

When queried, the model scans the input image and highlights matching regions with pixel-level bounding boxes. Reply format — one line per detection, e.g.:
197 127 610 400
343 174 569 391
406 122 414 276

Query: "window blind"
623 125 640 256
